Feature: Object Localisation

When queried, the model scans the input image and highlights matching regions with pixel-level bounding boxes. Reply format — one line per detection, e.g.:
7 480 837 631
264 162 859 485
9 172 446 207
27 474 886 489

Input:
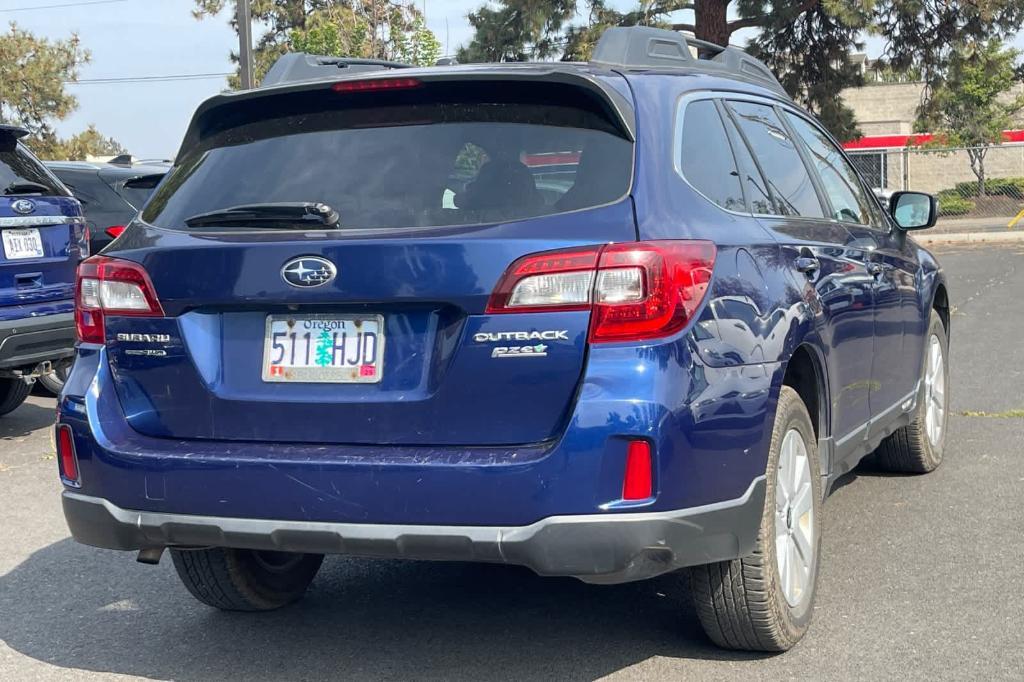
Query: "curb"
919 231 1024 245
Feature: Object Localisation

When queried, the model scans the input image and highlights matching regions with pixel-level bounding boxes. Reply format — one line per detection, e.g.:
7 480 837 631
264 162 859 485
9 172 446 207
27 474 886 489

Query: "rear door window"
784 112 877 226
676 99 745 212
725 101 825 219
719 110 774 215
1 139 67 196
143 88 634 231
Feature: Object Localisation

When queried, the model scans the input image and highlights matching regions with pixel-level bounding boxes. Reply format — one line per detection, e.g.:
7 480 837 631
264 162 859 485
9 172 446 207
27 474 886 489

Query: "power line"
0 0 132 12
65 72 232 84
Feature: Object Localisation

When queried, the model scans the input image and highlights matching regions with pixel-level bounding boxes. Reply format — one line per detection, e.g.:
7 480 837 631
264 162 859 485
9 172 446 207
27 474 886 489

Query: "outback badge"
475 330 569 359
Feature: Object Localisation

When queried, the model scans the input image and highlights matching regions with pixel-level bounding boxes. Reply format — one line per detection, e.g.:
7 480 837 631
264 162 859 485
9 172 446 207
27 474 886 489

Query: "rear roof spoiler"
175 67 636 160
0 124 30 140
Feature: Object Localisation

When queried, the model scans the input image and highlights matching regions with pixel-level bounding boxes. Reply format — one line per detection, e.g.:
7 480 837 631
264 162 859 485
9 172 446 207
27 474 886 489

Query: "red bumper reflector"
622 440 652 500
56 424 80 484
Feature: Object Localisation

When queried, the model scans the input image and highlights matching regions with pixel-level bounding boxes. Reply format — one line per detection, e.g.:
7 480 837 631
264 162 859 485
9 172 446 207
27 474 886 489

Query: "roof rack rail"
589 26 787 97
261 53 413 88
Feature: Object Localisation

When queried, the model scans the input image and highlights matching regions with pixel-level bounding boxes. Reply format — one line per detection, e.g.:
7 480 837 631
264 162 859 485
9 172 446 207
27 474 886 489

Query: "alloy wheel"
924 334 946 449
775 428 815 608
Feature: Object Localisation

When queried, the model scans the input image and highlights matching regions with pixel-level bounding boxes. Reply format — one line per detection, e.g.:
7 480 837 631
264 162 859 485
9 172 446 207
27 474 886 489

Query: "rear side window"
676 99 744 212
117 174 165 210
784 113 875 225
1 139 67 196
143 86 634 231
726 101 824 219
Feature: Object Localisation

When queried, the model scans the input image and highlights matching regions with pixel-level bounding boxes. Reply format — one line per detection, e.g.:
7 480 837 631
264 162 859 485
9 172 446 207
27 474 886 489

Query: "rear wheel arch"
780 343 829 474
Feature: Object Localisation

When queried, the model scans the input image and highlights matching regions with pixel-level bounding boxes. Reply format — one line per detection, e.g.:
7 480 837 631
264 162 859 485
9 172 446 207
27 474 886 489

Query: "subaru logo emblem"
281 256 336 288
11 199 35 215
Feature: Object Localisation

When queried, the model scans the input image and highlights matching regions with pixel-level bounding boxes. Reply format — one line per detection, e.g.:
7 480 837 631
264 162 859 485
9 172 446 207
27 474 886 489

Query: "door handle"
795 256 820 274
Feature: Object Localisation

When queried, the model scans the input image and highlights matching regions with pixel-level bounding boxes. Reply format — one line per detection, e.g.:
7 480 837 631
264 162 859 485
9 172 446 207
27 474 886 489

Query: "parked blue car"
1 125 85 415
58 27 949 652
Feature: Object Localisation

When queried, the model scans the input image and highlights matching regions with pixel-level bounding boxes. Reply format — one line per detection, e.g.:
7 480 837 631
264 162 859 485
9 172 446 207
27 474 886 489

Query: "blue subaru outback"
1 125 85 415
58 27 949 651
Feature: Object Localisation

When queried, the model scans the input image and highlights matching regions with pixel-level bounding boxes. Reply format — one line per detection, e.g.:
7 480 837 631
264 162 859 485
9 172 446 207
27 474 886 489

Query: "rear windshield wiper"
184 202 340 228
3 181 51 195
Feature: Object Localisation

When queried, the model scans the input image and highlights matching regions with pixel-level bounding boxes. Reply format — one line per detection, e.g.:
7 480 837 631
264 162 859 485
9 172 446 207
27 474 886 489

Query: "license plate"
1 228 44 260
261 314 384 383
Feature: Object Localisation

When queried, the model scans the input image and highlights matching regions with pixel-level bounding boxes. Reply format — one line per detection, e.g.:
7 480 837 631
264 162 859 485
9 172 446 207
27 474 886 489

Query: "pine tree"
0 24 124 156
459 1 1024 142
314 329 334 367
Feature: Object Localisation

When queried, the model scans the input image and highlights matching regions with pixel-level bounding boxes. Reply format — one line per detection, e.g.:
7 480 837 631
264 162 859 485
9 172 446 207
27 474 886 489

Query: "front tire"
0 378 32 416
689 386 823 652
871 310 948 474
170 547 323 611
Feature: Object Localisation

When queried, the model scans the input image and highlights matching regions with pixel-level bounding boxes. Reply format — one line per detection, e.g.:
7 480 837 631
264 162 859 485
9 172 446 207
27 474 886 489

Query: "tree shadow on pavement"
0 539 770 681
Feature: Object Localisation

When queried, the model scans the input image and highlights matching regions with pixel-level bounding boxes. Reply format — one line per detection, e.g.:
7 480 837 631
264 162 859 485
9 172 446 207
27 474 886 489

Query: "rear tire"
688 386 823 652
170 547 323 611
871 311 948 474
0 378 32 416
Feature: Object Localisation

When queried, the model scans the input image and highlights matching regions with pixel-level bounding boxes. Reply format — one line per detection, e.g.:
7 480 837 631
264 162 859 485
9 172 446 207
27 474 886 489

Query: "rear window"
1 138 67 196
143 85 633 231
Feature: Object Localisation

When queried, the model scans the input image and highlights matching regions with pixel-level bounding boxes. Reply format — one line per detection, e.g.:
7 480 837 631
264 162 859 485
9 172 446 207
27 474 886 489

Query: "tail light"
81 225 91 258
75 256 164 344
105 225 126 239
486 240 716 343
56 424 80 485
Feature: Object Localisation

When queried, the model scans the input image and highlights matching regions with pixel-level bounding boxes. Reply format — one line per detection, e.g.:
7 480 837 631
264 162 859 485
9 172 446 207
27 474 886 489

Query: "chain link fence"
848 144 1024 230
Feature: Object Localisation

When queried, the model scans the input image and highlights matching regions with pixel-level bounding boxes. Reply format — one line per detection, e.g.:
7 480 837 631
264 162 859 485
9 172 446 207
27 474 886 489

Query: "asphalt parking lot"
1 244 1022 681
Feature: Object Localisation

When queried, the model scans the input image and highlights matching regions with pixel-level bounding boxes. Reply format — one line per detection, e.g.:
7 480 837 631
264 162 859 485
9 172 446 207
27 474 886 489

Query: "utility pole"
237 0 254 89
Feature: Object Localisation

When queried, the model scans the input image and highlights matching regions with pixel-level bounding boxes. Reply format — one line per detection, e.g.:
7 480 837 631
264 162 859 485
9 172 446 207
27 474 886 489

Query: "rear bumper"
63 476 764 584
0 311 75 369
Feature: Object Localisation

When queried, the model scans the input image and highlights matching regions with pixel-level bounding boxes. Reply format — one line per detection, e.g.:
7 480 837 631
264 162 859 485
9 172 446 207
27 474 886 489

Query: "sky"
1 0 1019 159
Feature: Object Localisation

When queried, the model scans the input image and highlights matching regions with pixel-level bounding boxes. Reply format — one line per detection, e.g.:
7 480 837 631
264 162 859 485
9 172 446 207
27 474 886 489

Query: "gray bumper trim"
0 312 75 369
63 477 765 584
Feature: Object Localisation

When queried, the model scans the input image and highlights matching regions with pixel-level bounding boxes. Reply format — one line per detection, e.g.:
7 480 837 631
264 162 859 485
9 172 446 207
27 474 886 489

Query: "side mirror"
890 191 938 230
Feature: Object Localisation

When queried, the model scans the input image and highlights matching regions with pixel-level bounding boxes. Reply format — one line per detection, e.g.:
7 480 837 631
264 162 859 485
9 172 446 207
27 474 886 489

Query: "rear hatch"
102 71 637 446
1 131 84 310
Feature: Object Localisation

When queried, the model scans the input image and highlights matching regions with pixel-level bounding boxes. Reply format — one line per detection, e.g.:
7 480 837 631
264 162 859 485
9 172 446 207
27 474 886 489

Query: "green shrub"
937 191 975 216
952 177 1024 198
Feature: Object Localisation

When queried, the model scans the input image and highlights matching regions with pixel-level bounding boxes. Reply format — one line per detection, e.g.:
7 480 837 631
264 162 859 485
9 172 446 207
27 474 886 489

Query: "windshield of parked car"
1 138 68 196
143 90 633 231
